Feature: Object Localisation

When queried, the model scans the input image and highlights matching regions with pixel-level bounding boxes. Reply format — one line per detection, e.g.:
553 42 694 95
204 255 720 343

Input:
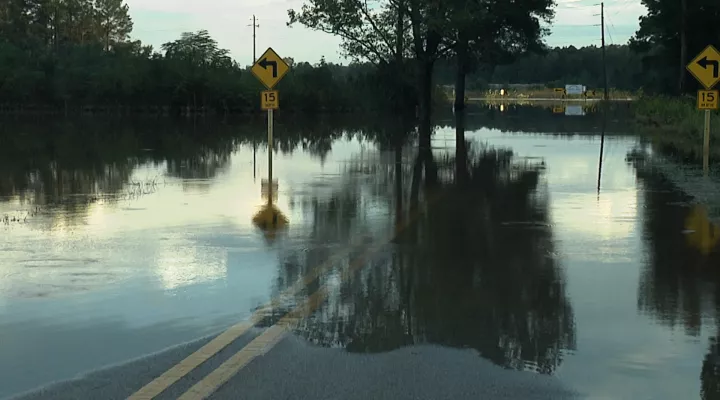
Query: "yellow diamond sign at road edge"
252 48 290 89
685 204 720 255
687 45 720 89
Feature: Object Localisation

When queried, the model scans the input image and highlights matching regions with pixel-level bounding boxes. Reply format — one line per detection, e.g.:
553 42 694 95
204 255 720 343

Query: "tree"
94 0 132 51
630 0 720 95
433 44 645 92
0 0 33 43
287 0 454 127
161 30 233 111
288 0 417 112
449 0 554 110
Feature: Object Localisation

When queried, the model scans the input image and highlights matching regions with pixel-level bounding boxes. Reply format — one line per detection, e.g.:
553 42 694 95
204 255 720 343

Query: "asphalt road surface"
10 328 578 400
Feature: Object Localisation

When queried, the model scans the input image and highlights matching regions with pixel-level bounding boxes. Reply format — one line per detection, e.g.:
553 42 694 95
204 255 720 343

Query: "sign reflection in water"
252 122 288 244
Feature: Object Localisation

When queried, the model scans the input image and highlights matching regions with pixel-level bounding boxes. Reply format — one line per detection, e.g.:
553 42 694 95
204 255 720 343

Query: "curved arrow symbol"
258 58 278 78
697 56 719 78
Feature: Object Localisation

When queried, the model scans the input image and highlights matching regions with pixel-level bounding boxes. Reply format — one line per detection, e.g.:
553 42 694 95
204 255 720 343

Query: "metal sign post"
252 47 287 192
697 90 718 174
705 109 712 173
687 45 720 175
251 48 290 237
267 108 274 204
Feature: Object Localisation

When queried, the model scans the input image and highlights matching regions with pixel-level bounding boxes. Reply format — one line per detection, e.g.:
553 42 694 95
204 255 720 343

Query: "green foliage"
630 0 720 94
95 0 133 50
635 95 720 162
288 0 405 64
445 0 555 110
287 0 419 110
436 44 645 91
0 0 410 114
636 95 720 135
450 0 555 67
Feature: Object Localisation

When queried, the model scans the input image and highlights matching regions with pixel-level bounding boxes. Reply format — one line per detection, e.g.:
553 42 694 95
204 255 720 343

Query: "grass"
1 176 164 226
634 95 720 162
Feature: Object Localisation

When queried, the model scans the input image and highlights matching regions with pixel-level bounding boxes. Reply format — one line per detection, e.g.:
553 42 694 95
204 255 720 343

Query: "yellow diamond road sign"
687 45 720 89
252 48 290 89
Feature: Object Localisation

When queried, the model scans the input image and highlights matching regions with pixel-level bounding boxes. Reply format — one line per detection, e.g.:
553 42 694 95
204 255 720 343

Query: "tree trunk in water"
409 153 423 214
679 0 687 94
395 135 403 227
423 148 438 188
417 59 438 187
395 0 404 65
417 59 434 151
455 110 469 186
454 34 468 111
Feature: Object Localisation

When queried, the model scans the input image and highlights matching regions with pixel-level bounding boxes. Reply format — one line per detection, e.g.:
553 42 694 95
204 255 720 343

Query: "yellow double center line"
129 189 441 400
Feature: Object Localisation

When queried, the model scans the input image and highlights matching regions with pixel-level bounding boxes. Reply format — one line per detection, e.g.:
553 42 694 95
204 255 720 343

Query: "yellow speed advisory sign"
698 90 719 110
261 90 279 110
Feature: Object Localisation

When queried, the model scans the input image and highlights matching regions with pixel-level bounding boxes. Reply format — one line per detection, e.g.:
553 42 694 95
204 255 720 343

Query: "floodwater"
1 103 719 399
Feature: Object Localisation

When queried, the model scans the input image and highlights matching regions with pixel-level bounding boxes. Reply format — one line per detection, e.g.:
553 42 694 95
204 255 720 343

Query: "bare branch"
311 24 383 65
407 0 424 58
359 0 395 55
437 42 456 59
287 0 395 65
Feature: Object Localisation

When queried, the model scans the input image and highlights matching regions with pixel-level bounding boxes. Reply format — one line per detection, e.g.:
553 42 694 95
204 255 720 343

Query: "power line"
605 14 615 44
610 0 637 15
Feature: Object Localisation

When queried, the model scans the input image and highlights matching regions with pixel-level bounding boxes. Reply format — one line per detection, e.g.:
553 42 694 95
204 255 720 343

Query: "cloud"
126 0 301 14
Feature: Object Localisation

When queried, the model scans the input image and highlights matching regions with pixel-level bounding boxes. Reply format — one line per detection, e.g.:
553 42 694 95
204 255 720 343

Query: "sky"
125 0 646 67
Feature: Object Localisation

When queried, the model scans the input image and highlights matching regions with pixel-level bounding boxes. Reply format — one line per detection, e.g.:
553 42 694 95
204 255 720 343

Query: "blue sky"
125 0 645 66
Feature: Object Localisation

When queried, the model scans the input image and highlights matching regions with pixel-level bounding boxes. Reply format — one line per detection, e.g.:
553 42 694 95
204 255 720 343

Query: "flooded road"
1 104 719 399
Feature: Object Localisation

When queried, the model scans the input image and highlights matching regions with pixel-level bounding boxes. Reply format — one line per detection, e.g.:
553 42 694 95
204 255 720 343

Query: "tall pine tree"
94 0 132 50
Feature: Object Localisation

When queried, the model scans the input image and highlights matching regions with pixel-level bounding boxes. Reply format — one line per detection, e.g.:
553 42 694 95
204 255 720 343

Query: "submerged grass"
635 95 720 162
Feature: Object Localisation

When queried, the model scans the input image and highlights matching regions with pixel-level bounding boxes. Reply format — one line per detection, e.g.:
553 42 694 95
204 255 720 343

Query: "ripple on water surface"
1 110 719 400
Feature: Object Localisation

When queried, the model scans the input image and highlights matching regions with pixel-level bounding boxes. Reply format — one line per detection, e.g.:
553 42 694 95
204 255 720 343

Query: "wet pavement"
2 104 720 399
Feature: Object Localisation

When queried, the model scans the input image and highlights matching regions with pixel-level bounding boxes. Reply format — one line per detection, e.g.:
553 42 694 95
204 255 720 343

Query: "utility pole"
679 0 687 94
601 2 609 101
248 15 259 180
598 2 609 196
248 15 259 63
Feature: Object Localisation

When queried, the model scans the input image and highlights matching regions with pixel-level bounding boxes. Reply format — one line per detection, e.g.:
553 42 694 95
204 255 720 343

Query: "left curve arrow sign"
258 58 278 78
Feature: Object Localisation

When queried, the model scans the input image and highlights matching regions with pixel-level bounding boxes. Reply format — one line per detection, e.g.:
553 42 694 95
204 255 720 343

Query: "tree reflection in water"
0 119 245 226
703 337 720 400
285 112 576 375
634 169 714 336
630 155 720 399
1 114 577 374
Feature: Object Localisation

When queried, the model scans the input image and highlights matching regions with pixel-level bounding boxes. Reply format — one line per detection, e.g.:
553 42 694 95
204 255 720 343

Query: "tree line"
1 0 717 116
290 0 719 109
435 44 645 92
0 0 410 114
